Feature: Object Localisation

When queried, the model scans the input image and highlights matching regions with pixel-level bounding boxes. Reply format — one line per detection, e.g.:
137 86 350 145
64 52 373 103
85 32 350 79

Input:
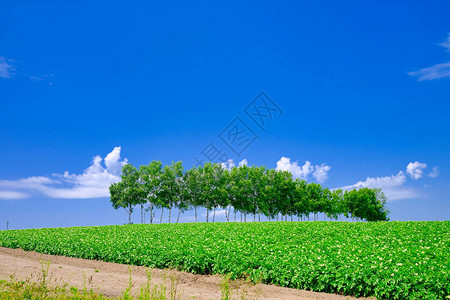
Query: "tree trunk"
177 209 181 223
128 203 132 224
206 208 209 222
149 203 153 224
194 207 197 222
141 204 144 224
227 206 231 222
240 211 242 222
244 213 247 222
253 213 256 222
258 212 261 222
213 207 216 222
160 207 164 223
168 205 172 223
234 209 236 222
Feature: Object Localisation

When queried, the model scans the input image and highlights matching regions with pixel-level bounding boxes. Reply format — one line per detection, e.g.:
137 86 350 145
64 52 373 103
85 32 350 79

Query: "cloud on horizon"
338 161 437 201
0 148 437 203
0 147 127 200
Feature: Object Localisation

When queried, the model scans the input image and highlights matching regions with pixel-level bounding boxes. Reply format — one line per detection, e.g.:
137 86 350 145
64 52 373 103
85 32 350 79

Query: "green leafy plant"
1 221 449 299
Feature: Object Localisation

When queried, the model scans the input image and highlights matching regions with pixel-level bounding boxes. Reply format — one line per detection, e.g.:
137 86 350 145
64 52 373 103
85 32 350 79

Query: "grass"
1 221 449 299
0 262 258 300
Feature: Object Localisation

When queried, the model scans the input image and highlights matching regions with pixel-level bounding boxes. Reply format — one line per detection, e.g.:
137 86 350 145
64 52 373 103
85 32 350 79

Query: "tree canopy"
110 161 390 224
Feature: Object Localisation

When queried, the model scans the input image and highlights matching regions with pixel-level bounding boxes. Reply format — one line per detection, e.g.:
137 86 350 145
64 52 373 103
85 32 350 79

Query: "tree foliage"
110 161 390 223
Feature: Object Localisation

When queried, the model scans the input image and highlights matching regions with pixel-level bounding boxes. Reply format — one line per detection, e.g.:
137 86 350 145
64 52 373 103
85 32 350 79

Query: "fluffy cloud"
409 33 450 81
276 157 330 182
0 147 127 199
104 147 128 175
220 159 236 171
220 158 248 170
406 161 427 180
339 171 415 201
313 163 331 184
238 159 248 167
0 57 14 79
276 157 314 179
428 166 439 178
341 171 407 190
338 161 439 201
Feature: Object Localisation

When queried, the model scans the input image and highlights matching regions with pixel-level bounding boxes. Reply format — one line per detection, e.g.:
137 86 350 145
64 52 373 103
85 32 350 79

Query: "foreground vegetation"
0 262 189 299
1 222 449 299
0 260 254 300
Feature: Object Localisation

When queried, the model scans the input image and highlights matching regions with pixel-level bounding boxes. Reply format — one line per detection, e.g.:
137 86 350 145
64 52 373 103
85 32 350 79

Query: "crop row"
0 221 449 299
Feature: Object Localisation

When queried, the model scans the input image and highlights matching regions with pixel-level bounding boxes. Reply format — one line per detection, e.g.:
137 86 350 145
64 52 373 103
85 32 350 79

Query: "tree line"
109 161 390 224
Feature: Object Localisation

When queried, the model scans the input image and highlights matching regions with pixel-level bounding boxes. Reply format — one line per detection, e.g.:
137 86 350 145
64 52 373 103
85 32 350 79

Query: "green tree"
159 161 184 223
185 166 203 222
307 183 323 221
139 161 163 224
293 179 309 221
262 169 281 221
331 189 345 220
109 164 145 224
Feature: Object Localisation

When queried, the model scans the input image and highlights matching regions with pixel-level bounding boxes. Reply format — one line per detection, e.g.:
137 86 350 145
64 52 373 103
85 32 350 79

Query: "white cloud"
0 147 127 200
313 164 331 183
0 191 29 200
0 176 59 191
341 171 407 189
104 147 128 175
406 161 427 180
338 161 439 201
381 187 419 201
439 33 450 51
202 209 227 217
220 158 248 170
408 62 450 81
276 157 314 179
238 159 248 167
0 57 14 79
428 166 439 178
220 159 236 171
339 171 415 201
409 33 450 81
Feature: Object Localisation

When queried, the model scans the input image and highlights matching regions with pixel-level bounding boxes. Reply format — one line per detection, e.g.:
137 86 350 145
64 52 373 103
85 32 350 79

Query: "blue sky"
1 1 449 229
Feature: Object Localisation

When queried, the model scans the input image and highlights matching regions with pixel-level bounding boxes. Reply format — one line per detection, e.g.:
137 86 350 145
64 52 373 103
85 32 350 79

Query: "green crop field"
0 221 449 299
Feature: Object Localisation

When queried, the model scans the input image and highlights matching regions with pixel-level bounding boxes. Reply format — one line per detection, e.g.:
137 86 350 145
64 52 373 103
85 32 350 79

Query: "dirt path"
0 247 366 299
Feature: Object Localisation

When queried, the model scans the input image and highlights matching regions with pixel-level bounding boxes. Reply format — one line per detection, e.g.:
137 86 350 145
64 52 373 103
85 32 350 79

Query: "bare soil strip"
0 247 367 299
